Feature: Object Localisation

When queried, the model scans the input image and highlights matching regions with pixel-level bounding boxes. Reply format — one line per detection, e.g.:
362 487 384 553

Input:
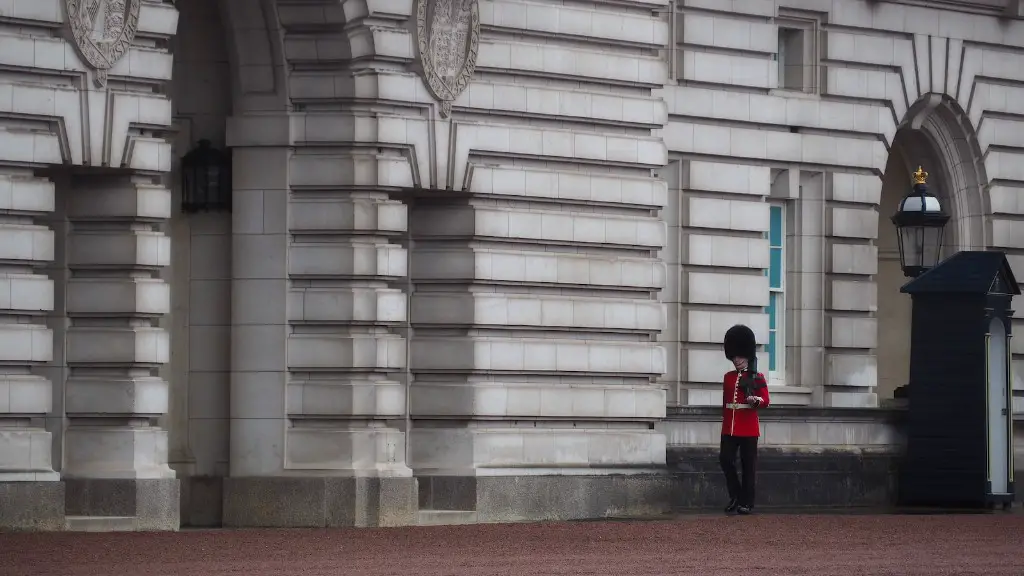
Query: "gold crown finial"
912 166 928 185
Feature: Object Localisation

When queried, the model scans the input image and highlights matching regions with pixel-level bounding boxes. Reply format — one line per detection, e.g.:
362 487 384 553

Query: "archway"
165 0 289 527
876 95 989 401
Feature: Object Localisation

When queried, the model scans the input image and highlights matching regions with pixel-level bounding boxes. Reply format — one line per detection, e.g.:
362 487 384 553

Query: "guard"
720 324 771 515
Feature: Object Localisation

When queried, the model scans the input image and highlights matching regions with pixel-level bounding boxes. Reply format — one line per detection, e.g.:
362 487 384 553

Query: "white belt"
725 403 751 410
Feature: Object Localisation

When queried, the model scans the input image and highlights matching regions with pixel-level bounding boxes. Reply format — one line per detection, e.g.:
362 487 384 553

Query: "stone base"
222 476 418 528
0 482 66 531
64 478 180 531
418 474 676 523
180 475 223 528
667 447 901 509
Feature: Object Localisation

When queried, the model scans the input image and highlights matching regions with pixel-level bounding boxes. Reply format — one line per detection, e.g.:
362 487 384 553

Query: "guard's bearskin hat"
723 324 757 362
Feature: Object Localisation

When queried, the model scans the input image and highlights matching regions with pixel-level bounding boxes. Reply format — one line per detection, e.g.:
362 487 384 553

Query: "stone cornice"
667 405 908 423
875 0 1021 17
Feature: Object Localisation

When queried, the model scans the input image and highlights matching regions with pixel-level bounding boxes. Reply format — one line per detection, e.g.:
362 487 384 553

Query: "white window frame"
766 202 786 387
774 15 821 94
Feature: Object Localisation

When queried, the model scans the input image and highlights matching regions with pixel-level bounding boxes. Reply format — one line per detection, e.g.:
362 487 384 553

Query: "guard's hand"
747 396 761 406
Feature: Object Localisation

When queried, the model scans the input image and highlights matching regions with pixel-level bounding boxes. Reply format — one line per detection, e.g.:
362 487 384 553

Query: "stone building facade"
0 0 1022 531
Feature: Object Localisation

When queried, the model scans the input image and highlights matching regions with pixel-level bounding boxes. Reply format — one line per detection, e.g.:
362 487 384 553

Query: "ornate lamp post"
180 139 232 213
891 166 950 278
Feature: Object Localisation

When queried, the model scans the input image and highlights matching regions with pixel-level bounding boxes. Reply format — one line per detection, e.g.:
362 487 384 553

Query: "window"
775 15 821 93
765 203 785 385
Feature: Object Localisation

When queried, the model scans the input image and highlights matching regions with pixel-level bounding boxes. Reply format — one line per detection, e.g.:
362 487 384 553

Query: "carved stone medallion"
415 0 480 118
65 0 141 88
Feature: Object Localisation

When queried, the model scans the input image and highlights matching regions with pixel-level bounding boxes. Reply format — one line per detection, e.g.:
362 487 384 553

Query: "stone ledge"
668 446 902 509
419 474 675 523
64 478 179 531
667 405 907 423
222 476 417 528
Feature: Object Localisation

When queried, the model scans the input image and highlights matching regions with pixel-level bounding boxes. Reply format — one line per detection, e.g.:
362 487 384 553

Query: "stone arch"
896 93 990 253
875 93 991 402
217 0 289 114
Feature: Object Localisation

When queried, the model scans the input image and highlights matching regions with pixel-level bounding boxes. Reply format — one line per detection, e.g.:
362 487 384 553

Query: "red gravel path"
2 513 1023 576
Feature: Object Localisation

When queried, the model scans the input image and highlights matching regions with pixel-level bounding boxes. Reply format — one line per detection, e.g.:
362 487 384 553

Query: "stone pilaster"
0 171 64 531
790 170 826 407
824 172 882 408
61 174 178 530
222 131 416 529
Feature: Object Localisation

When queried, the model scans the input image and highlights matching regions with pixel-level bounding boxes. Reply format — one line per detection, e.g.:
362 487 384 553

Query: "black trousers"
719 434 759 506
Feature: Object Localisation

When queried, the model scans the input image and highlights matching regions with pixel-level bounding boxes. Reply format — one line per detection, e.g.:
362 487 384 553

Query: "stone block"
409 428 666 472
412 247 665 289
410 337 664 375
686 310 768 344
990 185 1024 216
64 376 168 415
469 165 666 208
0 174 55 213
688 271 769 306
686 197 769 232
827 316 878 349
287 333 406 370
0 374 52 414
410 382 666 420
0 324 52 363
68 231 170 269
63 427 173 479
288 378 405 418
830 279 878 312
413 206 665 249
68 182 171 221
667 446 900 510
685 349 733 383
416 475 675 523
0 481 65 531
687 234 769 269
826 392 879 409
288 243 406 278
180 475 223 528
681 50 773 89
222 477 418 528
66 278 170 316
290 287 406 324
826 353 878 389
0 428 55 474
828 206 879 240
689 161 770 196
477 40 664 86
0 224 54 263
829 242 878 275
682 13 775 53
0 273 53 313
64 478 179 531
284 426 410 473
412 293 662 332
289 198 407 234
65 326 169 365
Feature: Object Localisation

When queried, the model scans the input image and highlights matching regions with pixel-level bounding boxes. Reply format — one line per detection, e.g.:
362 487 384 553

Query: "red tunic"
721 370 771 437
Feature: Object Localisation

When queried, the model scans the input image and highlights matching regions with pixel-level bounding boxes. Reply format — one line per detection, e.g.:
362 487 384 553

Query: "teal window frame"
766 203 785 384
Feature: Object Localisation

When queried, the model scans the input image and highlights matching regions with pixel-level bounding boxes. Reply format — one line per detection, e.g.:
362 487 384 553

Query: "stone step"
417 510 478 526
65 516 137 532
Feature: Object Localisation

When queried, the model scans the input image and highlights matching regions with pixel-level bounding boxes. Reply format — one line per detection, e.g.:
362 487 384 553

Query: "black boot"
725 498 739 514
737 504 753 515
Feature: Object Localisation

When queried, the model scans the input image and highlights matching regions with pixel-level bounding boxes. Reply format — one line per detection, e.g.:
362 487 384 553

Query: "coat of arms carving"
415 0 480 118
65 0 141 88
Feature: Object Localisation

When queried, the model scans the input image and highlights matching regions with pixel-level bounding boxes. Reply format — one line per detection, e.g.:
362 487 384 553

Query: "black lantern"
180 139 231 213
891 166 949 278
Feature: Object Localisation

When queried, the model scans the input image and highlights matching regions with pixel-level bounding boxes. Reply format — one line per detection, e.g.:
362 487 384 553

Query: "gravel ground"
3 513 1023 576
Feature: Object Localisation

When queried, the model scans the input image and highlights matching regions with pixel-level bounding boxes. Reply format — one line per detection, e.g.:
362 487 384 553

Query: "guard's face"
732 357 748 371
